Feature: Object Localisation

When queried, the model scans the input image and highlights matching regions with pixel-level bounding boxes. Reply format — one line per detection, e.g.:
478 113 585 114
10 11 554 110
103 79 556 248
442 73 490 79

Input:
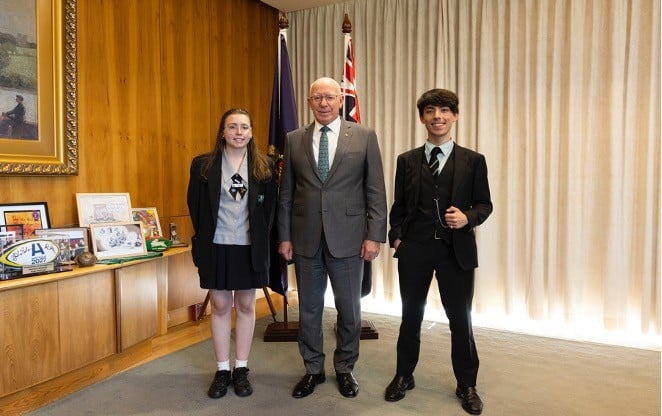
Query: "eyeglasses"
309 94 340 104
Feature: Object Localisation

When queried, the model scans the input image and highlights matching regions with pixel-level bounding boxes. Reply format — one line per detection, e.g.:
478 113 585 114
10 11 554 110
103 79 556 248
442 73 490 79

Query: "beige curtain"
286 0 660 341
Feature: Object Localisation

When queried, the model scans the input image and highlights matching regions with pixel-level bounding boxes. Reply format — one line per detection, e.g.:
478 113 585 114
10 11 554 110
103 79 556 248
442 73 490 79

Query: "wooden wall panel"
76 0 164 206
0 0 278 245
58 271 116 373
210 0 277 153
160 0 212 221
167 250 206 311
0 283 60 396
116 260 160 350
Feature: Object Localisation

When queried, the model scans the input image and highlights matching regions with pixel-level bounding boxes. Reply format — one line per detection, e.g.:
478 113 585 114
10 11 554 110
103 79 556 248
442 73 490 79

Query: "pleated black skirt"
199 244 267 290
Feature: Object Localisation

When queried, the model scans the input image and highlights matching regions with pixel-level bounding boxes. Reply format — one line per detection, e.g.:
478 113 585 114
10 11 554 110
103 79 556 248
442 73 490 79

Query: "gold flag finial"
279 12 289 29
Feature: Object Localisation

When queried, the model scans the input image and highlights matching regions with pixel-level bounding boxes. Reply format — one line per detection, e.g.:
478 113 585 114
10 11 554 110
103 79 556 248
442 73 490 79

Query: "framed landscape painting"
0 0 78 175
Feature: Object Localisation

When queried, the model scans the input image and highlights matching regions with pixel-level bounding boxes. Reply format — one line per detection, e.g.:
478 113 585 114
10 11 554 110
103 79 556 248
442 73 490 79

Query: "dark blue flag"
267 32 298 298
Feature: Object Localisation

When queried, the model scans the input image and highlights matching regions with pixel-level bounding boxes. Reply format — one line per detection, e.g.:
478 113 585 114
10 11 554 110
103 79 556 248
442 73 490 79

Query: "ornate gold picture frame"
0 0 77 175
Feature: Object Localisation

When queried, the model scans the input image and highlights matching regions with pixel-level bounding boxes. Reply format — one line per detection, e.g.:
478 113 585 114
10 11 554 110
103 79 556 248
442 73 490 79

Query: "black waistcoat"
407 149 455 243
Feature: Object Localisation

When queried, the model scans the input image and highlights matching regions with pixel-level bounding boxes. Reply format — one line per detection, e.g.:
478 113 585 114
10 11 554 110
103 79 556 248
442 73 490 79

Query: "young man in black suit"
384 89 492 415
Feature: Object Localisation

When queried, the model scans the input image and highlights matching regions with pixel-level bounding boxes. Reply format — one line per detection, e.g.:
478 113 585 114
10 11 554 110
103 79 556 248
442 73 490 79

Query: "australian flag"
341 35 361 123
341 32 371 297
267 31 298 298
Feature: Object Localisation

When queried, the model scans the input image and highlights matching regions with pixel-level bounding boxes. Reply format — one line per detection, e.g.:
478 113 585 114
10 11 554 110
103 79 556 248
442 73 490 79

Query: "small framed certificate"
0 202 50 237
76 193 132 227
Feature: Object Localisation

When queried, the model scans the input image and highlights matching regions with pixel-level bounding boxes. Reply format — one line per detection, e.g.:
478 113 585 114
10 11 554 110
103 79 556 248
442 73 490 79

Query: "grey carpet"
27 310 660 416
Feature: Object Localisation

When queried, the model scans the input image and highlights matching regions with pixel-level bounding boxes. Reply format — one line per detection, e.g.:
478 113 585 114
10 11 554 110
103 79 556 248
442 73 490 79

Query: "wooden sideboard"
0 247 206 398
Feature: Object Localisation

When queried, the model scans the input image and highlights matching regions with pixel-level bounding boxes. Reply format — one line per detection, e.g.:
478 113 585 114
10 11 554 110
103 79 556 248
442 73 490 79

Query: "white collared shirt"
313 117 342 168
425 139 454 173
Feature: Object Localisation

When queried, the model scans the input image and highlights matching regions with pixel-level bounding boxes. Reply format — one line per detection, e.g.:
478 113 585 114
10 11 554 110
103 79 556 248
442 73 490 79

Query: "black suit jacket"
187 153 277 280
388 143 492 270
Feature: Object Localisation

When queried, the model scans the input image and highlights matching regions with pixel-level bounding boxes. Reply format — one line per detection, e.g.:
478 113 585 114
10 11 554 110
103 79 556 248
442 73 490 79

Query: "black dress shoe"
292 373 326 398
384 374 415 402
456 385 483 415
336 372 359 398
207 370 231 398
232 367 253 397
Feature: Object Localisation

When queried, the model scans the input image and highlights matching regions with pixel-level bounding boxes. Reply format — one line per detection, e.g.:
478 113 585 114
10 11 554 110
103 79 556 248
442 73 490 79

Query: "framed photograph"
35 226 89 262
76 193 132 227
89 222 146 260
0 229 18 274
0 202 50 237
0 0 78 175
0 229 18 250
131 207 162 237
0 224 24 240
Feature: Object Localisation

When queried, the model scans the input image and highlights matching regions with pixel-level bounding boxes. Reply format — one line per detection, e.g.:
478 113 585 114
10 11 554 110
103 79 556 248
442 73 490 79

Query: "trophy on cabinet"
169 222 187 247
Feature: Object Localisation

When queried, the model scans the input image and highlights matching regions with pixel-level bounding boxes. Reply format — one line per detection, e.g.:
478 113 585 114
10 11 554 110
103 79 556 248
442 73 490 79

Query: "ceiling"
260 0 344 12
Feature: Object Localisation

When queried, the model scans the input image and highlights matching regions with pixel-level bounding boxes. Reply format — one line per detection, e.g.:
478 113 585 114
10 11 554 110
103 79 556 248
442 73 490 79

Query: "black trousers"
395 239 479 387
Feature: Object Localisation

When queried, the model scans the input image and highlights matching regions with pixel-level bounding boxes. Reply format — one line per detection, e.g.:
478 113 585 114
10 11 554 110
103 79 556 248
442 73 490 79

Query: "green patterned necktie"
318 126 330 181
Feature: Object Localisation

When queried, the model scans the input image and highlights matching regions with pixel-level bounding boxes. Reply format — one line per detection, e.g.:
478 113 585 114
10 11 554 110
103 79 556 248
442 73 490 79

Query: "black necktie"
429 147 442 175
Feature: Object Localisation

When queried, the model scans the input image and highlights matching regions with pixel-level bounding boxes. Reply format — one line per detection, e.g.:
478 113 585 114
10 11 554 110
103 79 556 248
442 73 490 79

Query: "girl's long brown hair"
200 108 272 182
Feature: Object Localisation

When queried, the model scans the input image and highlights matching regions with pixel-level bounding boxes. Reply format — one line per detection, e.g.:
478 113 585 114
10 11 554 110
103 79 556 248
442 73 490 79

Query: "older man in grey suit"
278 77 387 399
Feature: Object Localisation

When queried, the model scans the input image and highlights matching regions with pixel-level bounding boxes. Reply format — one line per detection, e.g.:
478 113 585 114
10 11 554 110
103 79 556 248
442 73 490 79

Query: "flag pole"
264 12 300 342
341 14 351 121
340 13 378 339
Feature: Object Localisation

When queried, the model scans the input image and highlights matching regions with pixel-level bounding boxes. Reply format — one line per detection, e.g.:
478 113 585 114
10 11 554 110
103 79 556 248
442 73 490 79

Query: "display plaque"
0 238 72 280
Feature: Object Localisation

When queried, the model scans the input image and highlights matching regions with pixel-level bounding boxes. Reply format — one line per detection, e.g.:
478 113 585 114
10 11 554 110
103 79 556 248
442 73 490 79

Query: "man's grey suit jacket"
278 120 387 258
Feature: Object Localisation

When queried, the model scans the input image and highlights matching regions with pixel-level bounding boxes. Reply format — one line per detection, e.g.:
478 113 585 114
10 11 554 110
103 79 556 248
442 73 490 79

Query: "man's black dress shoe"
384 374 415 402
207 370 231 398
336 372 359 397
456 385 483 415
292 373 326 398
